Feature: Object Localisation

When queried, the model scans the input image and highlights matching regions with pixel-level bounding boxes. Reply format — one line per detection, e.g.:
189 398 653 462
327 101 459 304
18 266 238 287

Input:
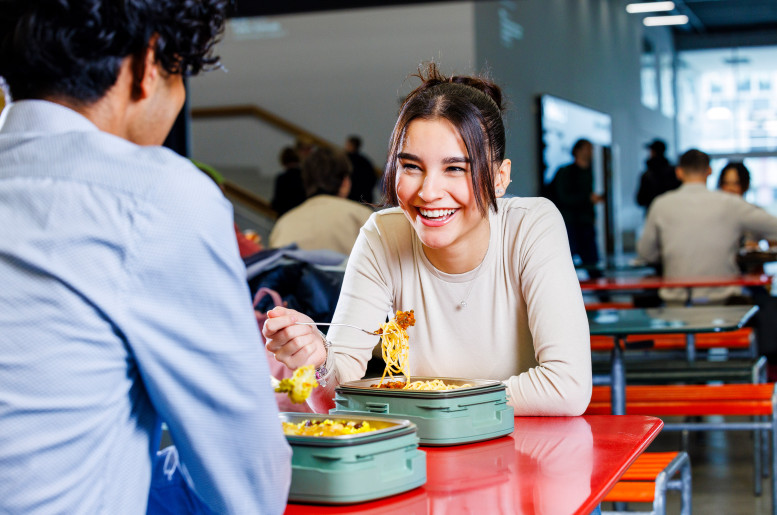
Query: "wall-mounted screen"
537 94 612 188
537 94 615 266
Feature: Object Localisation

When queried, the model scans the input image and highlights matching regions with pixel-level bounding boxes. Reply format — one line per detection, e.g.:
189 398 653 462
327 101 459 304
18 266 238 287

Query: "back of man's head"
279 147 300 168
677 149 710 177
0 0 228 102
302 147 352 198
572 138 592 157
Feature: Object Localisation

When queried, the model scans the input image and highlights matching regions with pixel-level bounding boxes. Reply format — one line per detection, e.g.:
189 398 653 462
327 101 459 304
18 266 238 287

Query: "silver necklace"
429 261 486 310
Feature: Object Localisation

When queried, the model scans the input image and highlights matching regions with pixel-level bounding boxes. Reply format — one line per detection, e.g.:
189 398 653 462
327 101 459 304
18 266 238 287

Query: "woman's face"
395 118 491 270
720 168 744 196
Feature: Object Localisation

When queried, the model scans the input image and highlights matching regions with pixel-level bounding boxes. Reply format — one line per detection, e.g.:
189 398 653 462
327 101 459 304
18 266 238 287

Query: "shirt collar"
0 100 99 134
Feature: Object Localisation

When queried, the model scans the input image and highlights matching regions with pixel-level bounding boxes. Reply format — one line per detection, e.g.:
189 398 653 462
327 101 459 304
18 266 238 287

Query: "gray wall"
474 0 675 258
189 2 476 201
189 0 677 259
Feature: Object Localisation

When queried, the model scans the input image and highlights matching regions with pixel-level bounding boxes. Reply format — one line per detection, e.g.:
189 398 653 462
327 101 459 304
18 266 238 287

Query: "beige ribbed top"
310 196 592 416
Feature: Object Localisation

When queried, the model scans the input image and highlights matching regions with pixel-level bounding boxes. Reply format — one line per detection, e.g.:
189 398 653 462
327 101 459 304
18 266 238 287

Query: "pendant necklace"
429 261 487 310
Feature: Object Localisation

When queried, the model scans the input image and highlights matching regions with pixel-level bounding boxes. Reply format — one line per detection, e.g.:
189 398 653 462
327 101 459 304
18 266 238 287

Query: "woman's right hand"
262 306 328 371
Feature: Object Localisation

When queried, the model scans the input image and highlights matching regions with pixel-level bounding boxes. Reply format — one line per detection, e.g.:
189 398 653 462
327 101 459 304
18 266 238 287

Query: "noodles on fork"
377 310 415 387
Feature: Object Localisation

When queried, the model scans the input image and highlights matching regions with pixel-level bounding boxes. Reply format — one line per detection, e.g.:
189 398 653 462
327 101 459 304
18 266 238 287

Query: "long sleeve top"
310 197 592 416
637 183 777 303
0 100 291 514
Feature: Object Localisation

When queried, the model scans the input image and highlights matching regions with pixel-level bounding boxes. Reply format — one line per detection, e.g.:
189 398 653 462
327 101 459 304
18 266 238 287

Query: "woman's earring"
495 188 503 195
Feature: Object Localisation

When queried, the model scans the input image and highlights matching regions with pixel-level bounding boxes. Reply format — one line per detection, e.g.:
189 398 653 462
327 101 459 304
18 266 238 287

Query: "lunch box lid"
280 412 417 447
335 376 506 399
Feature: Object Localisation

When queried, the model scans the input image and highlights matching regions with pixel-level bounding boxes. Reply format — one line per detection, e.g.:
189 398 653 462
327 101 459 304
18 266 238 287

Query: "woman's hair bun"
411 62 504 112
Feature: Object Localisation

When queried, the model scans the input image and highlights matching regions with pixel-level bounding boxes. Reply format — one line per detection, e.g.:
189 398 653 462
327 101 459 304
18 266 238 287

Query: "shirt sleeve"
637 204 662 264
122 168 291 514
735 197 777 240
507 200 592 415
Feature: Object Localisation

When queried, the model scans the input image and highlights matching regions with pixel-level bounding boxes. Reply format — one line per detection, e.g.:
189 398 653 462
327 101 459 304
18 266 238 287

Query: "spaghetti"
371 379 472 391
377 310 415 387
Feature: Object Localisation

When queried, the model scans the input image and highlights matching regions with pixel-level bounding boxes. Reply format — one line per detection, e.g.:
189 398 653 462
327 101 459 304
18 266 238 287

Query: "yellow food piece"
282 419 377 437
274 365 318 403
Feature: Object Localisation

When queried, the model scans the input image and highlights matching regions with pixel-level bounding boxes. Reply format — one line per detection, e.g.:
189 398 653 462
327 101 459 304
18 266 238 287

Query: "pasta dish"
377 310 415 387
371 379 472 391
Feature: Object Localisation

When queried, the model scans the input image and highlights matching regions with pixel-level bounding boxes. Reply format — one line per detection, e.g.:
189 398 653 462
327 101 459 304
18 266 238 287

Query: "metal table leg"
611 336 626 416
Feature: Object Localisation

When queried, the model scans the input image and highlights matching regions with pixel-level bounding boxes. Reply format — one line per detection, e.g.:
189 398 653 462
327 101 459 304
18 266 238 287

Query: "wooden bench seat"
603 451 691 515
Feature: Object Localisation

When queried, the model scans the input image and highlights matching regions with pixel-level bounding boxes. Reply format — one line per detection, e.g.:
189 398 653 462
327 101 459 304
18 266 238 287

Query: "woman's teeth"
419 208 456 219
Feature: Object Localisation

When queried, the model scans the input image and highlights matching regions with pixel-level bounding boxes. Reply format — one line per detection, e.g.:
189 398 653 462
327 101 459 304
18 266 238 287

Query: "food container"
281 413 426 504
330 377 515 446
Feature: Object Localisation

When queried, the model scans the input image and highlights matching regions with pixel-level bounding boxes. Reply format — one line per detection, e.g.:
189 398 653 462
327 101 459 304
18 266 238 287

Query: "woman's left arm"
507 200 592 416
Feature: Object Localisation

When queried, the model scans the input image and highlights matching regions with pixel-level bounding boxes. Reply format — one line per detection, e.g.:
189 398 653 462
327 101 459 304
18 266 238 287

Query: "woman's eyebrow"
441 156 470 164
397 152 470 164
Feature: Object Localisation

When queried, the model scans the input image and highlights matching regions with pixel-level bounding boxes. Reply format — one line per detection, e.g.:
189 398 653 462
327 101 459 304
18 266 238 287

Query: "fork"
295 322 382 336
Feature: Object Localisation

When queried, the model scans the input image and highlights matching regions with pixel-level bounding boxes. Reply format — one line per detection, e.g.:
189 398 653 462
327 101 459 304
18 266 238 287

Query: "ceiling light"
626 2 675 14
643 15 689 26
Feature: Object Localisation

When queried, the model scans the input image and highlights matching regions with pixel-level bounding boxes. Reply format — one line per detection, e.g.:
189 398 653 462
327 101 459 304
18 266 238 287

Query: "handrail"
190 104 337 150
222 180 278 220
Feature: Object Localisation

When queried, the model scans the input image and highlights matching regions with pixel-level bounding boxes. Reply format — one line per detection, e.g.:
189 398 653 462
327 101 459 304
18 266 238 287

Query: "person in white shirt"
262 63 592 417
638 149 777 304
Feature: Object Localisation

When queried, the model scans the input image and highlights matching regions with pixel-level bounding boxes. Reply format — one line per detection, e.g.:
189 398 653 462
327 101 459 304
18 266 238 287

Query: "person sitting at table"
262 62 593 417
0 1 291 513
637 149 777 305
269 146 374 255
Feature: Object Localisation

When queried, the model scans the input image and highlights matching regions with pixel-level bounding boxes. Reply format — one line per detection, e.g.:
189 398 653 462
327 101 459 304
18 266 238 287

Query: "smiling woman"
262 62 592 417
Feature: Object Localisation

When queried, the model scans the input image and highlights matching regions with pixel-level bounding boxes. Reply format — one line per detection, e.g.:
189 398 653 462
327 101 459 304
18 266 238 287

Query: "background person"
636 138 680 211
270 146 306 217
0 1 290 513
552 138 604 270
345 134 379 204
262 63 592 418
269 146 373 255
717 161 750 198
637 149 777 305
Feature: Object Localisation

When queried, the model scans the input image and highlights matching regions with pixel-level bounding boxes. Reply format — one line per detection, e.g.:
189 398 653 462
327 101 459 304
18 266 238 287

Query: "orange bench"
587 383 777 514
603 451 691 515
590 327 754 352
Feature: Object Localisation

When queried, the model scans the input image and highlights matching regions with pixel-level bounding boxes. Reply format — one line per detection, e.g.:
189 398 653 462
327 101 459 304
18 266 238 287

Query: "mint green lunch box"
330 377 515 446
281 413 426 504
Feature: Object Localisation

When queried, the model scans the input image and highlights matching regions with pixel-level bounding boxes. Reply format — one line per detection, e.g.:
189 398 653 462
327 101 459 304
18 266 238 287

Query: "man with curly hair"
0 1 291 513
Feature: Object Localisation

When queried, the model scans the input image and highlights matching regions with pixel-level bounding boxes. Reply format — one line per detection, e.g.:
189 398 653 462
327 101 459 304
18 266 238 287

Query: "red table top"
580 273 771 291
284 415 663 515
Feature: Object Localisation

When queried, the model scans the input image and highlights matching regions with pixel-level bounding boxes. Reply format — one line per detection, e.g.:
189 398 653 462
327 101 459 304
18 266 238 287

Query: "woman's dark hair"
383 62 507 216
0 0 229 102
717 161 751 194
302 147 352 198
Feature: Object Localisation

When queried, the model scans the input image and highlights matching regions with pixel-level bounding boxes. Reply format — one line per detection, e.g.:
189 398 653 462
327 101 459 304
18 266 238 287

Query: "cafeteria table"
284 415 663 515
580 273 771 305
588 305 759 415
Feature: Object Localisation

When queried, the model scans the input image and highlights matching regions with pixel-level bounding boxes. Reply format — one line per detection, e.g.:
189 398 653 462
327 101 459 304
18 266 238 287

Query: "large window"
677 46 777 153
678 46 777 214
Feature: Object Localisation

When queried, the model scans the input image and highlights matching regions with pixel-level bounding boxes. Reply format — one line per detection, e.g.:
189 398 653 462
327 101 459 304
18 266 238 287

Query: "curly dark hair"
382 62 507 216
0 0 229 102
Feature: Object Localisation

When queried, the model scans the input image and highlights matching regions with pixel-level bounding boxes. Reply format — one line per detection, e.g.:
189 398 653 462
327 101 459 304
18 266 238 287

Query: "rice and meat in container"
281 413 426 504
330 376 515 446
